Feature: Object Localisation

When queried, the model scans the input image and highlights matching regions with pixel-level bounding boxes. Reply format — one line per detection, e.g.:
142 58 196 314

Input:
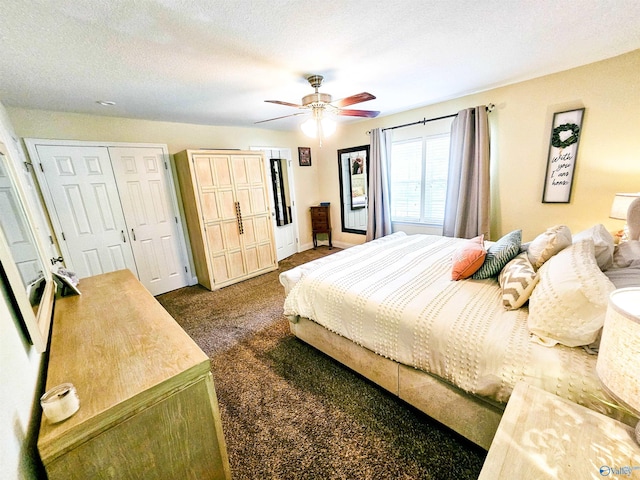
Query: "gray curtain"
366 128 393 241
442 106 490 239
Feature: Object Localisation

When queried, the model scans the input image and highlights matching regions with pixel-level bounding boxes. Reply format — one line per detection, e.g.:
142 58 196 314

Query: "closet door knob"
131 229 136 241
121 230 127 242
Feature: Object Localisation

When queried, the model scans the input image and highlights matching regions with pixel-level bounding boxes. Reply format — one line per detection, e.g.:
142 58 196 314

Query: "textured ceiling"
2 0 640 131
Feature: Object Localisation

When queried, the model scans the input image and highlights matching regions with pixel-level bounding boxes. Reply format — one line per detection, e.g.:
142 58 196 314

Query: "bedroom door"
27 141 191 295
251 147 298 261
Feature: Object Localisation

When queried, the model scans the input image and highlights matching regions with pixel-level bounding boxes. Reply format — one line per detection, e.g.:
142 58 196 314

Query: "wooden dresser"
37 270 231 480
310 205 332 249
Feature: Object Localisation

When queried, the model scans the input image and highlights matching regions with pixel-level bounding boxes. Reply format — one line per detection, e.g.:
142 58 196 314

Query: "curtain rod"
368 103 494 134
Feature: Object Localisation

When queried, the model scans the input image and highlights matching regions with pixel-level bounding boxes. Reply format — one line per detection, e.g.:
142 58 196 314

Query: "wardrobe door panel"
194 156 215 188
201 192 220 221
231 156 248 185
213 156 233 188
257 243 274 269
218 190 236 220
205 224 225 253
244 246 259 273
250 186 268 214
221 221 241 250
253 216 272 242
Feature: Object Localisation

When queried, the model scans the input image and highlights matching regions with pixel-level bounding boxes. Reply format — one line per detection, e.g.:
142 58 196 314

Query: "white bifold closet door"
29 142 190 296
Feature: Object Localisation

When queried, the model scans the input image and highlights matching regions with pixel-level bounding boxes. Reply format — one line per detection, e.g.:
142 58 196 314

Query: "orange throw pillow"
451 235 487 280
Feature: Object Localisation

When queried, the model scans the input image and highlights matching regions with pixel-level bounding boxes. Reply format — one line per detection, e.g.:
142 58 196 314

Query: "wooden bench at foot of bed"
289 315 504 450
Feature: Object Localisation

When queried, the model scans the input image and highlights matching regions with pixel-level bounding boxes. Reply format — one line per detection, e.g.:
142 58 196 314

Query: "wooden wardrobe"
174 150 277 290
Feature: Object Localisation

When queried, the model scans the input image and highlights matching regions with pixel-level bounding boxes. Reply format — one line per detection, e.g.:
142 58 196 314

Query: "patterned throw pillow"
451 235 486 280
527 225 572 270
498 252 539 309
472 230 522 279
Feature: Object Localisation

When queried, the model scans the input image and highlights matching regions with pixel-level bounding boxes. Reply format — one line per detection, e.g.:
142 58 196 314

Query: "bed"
280 229 639 449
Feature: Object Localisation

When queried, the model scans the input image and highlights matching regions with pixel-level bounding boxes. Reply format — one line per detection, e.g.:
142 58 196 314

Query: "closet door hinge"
39 163 44 173
164 161 168 170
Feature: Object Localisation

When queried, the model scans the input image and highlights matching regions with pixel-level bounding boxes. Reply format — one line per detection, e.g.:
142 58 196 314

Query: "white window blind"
390 133 450 225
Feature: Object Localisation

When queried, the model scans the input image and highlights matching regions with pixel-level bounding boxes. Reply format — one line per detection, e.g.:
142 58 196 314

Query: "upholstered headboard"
627 197 640 241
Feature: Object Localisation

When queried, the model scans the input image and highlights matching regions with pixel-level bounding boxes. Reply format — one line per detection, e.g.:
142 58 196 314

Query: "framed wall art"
541 108 585 203
298 147 311 166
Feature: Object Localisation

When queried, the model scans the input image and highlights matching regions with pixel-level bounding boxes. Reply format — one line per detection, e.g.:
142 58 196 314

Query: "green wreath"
552 123 580 149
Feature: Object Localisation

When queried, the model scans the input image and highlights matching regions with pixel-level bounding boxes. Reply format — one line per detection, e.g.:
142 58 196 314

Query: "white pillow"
572 224 614 271
526 225 572 270
527 238 615 348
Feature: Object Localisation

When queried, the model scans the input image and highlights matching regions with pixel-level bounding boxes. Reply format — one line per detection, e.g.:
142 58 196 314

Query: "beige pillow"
498 252 539 309
527 239 615 348
526 225 572 270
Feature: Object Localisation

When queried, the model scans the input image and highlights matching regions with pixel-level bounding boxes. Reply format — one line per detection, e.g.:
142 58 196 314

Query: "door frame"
24 139 195 286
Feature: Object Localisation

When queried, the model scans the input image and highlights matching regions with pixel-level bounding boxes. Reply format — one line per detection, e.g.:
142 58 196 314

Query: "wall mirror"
270 158 292 226
0 142 54 352
338 145 369 235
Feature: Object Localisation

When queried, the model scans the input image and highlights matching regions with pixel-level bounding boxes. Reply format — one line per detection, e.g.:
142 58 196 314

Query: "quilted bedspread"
282 232 628 420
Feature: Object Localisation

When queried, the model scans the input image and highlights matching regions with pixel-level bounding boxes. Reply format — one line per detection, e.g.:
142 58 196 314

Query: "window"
390 133 450 225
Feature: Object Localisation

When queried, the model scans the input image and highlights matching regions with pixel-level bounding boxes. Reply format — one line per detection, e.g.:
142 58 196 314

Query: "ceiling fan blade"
331 92 376 108
265 100 304 108
337 109 380 118
254 112 308 124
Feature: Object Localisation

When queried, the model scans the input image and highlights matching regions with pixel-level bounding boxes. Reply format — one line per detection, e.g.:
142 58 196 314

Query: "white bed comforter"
282 232 627 420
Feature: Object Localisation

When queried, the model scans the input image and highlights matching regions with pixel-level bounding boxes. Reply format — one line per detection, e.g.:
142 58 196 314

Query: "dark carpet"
156 247 486 479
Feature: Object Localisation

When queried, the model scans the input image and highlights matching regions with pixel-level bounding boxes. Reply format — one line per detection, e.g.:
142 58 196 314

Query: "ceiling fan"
256 74 380 126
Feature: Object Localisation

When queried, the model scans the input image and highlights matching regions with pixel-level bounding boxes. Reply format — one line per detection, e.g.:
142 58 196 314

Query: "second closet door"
109 146 189 295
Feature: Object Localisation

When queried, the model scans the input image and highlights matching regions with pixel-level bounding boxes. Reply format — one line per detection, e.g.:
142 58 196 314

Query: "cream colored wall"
322 48 640 243
6 109 326 248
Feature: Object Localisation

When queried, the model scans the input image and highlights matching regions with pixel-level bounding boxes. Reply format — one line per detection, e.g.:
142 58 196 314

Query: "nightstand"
478 382 640 479
310 205 332 249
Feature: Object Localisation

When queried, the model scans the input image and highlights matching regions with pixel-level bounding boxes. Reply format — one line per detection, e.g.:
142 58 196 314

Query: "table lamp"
596 287 640 444
610 193 640 242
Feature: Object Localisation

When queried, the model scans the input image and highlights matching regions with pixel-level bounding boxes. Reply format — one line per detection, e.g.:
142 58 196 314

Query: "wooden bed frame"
289 315 504 450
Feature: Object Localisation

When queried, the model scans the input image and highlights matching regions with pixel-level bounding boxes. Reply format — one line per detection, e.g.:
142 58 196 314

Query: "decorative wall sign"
542 108 585 203
298 147 311 166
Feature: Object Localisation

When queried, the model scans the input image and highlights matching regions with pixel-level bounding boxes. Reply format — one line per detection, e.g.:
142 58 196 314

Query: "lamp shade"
596 288 640 416
610 193 640 220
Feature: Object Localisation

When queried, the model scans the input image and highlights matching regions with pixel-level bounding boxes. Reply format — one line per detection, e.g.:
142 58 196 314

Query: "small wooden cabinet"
310 205 332 249
37 270 231 480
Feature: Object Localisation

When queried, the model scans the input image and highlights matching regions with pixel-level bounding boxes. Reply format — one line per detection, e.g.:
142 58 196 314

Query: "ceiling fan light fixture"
321 117 336 136
300 115 336 139
300 117 318 138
